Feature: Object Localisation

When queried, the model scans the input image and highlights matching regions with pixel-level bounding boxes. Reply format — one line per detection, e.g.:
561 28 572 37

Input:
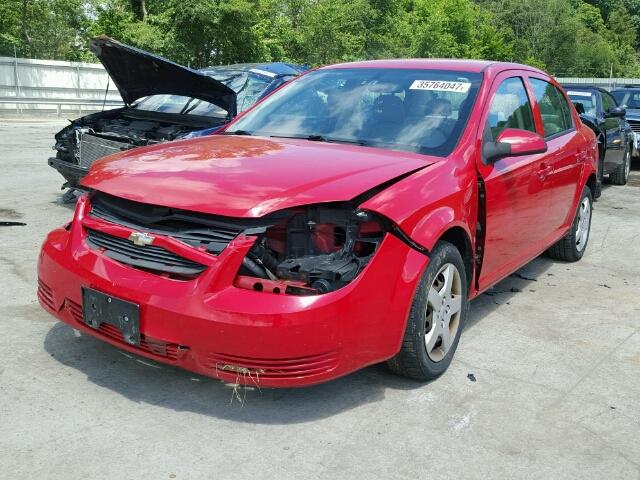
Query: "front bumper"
37 197 428 387
48 156 88 186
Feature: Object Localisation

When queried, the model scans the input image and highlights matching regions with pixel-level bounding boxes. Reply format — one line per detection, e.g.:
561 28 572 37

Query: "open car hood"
81 135 436 218
90 35 237 116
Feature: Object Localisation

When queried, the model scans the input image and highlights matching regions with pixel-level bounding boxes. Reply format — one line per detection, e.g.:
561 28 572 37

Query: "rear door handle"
537 163 553 180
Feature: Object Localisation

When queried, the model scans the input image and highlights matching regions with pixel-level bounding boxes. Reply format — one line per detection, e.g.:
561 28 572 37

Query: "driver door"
476 73 552 291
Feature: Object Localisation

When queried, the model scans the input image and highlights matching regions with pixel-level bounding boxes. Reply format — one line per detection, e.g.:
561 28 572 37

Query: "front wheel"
387 241 468 381
547 186 593 262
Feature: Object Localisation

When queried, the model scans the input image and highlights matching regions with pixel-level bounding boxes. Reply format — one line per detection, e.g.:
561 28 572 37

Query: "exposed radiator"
78 133 130 168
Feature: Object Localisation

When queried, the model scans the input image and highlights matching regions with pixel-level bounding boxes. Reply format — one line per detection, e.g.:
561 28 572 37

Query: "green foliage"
1 0 640 76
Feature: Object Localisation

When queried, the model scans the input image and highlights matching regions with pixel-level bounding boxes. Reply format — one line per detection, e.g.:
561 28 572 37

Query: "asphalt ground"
1 118 638 479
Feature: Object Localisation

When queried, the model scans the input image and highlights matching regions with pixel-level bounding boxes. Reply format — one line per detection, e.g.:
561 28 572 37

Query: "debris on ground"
467 373 476 382
510 273 537 281
0 221 26 227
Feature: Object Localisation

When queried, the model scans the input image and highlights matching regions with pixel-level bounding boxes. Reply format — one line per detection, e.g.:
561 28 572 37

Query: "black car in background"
564 85 632 193
611 85 640 159
49 36 306 202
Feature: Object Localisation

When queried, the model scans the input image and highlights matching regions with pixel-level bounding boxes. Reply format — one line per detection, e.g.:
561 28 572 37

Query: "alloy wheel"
575 196 591 252
424 263 462 362
625 149 631 181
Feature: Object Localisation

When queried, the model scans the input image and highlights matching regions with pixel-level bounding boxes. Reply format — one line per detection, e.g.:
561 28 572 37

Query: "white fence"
554 77 640 90
0 56 122 114
0 56 638 115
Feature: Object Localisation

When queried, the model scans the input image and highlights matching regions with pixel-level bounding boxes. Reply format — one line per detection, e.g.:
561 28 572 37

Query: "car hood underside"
91 35 237 116
81 135 435 217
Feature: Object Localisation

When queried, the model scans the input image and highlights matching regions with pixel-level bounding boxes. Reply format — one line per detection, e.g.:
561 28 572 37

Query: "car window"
485 77 535 140
602 92 616 111
530 79 573 138
226 68 483 157
133 94 228 118
206 71 272 112
612 90 640 108
567 90 597 116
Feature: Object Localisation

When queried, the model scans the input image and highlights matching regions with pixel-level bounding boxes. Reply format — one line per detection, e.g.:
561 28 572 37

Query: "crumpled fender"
359 156 478 254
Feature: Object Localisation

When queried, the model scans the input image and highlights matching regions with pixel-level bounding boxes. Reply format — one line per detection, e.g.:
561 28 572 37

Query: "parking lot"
1 117 639 479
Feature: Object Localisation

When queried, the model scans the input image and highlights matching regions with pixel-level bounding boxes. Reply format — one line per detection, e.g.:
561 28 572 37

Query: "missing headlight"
235 204 386 295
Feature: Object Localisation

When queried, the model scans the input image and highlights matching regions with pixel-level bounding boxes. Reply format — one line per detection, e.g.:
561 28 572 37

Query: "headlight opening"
235 204 386 295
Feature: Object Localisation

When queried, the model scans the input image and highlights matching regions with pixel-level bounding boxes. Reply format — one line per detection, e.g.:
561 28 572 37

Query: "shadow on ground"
42 252 555 424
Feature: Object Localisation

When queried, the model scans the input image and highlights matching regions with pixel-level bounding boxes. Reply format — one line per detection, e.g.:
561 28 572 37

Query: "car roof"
199 62 306 77
611 86 640 92
320 59 548 75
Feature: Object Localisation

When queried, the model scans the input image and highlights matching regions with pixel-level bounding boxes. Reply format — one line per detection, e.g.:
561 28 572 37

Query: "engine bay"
53 108 224 169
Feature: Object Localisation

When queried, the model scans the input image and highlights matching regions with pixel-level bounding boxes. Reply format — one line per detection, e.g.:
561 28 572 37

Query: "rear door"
476 72 552 290
601 91 625 173
527 77 583 234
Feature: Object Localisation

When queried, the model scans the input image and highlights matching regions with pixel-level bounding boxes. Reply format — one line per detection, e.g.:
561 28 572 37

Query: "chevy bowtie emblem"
128 231 155 246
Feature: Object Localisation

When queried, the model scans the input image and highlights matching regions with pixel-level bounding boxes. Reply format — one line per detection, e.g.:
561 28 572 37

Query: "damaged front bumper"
48 156 88 187
37 197 428 387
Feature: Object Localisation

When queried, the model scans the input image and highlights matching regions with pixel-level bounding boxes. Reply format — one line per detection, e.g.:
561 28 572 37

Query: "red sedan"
38 60 597 387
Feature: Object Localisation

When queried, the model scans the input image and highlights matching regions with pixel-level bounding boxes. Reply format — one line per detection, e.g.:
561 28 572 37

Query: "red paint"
496 128 547 155
38 60 596 387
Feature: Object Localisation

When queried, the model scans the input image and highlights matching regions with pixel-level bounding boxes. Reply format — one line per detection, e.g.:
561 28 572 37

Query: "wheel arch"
437 226 474 292
586 172 597 195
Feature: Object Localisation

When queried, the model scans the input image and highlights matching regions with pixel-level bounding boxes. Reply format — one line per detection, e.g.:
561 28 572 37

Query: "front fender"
359 155 477 253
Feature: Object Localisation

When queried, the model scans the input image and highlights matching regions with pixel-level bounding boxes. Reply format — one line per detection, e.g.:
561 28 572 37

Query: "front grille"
86 228 206 277
628 120 640 134
89 193 258 255
208 350 339 379
65 299 181 360
37 279 55 310
79 133 130 168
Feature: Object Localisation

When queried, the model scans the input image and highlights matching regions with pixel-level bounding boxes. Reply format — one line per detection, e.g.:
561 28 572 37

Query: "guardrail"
0 97 123 115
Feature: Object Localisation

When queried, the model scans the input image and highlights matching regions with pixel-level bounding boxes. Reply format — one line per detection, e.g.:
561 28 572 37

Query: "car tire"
547 186 593 262
609 147 631 186
387 241 468 381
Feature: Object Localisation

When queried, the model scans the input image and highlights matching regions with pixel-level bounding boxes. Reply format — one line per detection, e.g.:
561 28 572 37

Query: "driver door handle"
537 162 553 181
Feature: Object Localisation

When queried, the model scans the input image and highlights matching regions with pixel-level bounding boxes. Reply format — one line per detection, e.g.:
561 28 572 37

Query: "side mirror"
605 106 626 118
483 128 547 163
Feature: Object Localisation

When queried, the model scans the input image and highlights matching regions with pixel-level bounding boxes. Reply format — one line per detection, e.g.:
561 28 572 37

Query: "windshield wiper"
268 134 370 146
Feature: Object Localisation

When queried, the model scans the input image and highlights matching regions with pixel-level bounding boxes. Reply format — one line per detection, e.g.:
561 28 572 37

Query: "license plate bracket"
82 287 141 345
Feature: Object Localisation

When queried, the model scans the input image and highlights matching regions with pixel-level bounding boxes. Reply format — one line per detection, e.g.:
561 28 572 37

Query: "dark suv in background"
564 85 632 192
612 86 640 159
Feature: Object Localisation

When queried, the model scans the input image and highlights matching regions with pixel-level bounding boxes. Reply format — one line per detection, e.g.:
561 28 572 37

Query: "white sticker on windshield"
409 80 471 93
567 90 592 97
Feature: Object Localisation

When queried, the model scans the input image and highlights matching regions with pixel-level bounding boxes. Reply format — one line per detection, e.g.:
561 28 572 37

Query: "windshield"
226 68 482 157
207 70 272 112
612 90 640 109
133 94 228 118
567 90 597 116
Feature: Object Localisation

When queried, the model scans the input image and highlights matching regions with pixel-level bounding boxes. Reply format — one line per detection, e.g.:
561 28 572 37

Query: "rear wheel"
547 186 592 262
387 241 468 381
610 147 631 185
